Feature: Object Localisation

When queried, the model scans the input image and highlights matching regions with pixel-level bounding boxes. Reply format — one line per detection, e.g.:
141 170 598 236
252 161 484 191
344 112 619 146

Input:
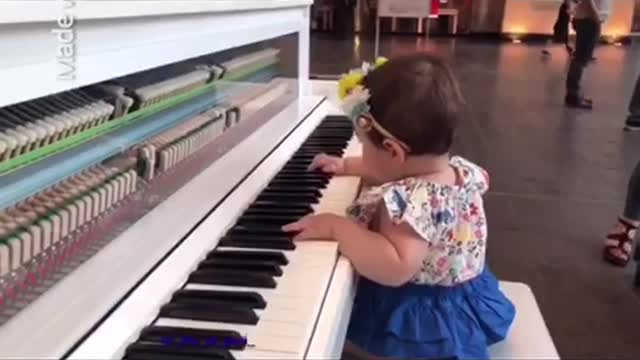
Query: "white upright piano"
0 1 360 359
0 1 560 359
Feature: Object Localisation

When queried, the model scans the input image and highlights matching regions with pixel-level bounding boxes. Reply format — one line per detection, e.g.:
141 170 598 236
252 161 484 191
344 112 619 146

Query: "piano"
0 2 565 359
0 1 361 359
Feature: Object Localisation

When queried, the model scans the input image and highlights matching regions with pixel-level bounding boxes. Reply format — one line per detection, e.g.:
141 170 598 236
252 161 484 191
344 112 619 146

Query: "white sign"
377 0 431 18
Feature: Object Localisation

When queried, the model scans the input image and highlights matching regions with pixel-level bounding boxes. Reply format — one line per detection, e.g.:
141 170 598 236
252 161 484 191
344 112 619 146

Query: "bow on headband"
338 57 388 120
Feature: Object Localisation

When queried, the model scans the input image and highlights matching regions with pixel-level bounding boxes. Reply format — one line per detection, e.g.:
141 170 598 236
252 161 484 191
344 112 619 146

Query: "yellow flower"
375 57 389 67
338 71 365 100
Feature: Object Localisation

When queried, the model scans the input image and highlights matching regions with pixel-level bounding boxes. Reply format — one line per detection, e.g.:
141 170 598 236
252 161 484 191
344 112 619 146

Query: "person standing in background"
565 0 610 109
624 75 640 131
550 0 575 56
333 0 356 39
591 0 612 62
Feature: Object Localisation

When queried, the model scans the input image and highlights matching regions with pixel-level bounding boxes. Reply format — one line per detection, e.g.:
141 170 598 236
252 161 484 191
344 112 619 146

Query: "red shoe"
603 217 637 267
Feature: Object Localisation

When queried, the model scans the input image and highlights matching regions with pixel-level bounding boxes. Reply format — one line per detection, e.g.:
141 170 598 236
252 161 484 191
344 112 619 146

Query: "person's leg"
566 19 598 108
590 20 601 62
625 74 640 130
604 160 640 266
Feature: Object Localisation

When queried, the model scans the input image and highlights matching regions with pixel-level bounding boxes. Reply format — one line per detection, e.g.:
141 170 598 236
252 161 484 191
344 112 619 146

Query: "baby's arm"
333 205 430 287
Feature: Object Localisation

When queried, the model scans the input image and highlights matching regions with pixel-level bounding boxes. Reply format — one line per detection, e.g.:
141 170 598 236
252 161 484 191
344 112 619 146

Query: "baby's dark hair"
362 53 465 155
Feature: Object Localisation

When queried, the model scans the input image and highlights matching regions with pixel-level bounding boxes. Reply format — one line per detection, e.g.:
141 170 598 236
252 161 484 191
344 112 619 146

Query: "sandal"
603 217 638 267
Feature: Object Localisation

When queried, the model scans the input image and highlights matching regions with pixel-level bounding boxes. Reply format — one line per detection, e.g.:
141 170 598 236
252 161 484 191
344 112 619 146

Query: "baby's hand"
308 153 345 174
282 214 343 241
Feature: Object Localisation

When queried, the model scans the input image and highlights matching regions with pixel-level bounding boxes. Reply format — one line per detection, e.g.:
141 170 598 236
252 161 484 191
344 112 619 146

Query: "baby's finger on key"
282 221 303 232
307 154 328 171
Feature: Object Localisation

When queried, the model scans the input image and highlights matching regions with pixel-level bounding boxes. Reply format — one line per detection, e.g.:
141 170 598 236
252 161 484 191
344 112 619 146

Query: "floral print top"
346 156 489 286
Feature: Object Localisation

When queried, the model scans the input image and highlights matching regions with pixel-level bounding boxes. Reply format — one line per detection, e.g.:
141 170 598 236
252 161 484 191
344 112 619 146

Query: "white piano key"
232 349 299 360
185 283 324 307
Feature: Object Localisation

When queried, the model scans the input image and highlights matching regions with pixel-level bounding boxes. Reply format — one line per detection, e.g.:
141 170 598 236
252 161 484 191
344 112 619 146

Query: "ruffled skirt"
346 267 515 360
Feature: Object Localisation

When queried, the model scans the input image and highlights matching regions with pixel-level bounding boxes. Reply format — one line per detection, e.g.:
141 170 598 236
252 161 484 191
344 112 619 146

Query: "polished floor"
311 33 640 359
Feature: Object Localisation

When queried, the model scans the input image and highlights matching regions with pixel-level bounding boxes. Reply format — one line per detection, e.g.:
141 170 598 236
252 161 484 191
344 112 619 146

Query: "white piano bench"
489 281 560 359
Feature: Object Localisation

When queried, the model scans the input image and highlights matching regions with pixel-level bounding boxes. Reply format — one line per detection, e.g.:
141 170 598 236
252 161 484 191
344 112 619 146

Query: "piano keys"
120 115 360 360
64 106 362 359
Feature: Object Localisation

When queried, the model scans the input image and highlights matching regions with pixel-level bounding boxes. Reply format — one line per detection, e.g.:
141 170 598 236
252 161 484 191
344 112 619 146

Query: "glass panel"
0 33 299 325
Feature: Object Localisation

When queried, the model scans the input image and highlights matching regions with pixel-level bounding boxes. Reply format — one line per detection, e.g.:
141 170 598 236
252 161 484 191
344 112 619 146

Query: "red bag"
431 0 440 16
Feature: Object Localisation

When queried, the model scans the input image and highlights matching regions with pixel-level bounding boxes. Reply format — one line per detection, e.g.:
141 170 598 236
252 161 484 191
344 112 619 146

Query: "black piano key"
172 289 267 309
227 225 293 237
159 302 259 325
255 193 319 204
286 155 315 166
125 341 234 360
236 214 303 225
270 178 328 186
243 207 310 217
276 170 331 178
138 325 245 350
323 115 351 121
298 144 346 149
207 250 289 265
306 135 351 139
261 187 322 196
198 258 283 277
302 141 350 146
289 154 317 159
281 163 330 170
294 150 342 157
248 200 314 211
221 233 293 242
219 237 296 250
188 268 277 288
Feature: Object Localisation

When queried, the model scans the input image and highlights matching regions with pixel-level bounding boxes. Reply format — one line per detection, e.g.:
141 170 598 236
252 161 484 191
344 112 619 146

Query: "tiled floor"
311 33 640 359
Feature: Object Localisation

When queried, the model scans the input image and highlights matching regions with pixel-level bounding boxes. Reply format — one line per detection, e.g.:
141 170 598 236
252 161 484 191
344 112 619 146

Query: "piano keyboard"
116 115 361 360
